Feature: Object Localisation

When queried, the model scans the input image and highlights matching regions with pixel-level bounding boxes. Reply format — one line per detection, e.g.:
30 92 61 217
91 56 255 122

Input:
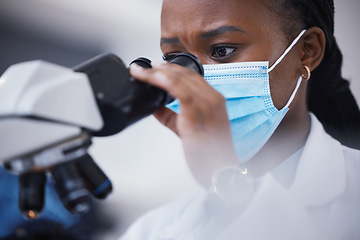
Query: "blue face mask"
167 30 306 163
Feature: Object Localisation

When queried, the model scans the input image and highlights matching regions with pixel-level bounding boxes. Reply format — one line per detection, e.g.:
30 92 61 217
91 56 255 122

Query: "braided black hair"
270 0 360 149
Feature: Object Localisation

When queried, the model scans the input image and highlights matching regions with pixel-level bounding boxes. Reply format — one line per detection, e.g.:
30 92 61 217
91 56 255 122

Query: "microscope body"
0 60 109 216
0 53 203 217
0 60 102 169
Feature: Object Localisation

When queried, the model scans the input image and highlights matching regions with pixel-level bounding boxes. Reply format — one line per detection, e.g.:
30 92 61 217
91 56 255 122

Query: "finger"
153 107 179 136
130 63 226 126
129 62 208 103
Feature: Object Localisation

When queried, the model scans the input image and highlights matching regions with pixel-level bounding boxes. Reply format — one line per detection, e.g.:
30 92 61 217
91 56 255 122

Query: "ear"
299 27 326 74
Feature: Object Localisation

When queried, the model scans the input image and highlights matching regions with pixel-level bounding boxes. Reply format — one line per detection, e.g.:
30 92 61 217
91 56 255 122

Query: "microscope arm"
0 59 110 216
0 60 103 165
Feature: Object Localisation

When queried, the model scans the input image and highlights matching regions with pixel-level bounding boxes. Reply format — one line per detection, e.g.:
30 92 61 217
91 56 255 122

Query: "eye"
211 45 236 59
162 52 181 62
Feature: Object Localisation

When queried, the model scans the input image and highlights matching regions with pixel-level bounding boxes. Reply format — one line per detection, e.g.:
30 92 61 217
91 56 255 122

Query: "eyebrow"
200 25 246 38
160 37 180 46
160 25 246 46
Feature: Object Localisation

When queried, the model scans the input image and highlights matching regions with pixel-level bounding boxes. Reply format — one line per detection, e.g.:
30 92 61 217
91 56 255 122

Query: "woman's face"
160 0 304 110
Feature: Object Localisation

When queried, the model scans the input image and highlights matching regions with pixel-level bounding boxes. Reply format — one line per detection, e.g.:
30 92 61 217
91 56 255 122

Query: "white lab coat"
120 114 360 240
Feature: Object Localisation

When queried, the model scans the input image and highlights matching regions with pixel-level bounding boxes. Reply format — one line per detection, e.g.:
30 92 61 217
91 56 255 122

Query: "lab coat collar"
288 113 347 206
156 190 209 240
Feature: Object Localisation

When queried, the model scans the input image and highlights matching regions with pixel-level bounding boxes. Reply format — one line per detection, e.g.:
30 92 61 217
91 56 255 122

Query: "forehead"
161 0 274 37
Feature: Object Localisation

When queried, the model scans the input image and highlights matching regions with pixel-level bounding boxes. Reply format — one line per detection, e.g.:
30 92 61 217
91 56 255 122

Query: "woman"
122 0 360 239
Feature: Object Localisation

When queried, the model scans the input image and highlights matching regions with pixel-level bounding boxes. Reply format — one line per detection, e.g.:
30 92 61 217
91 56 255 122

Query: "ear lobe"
300 27 326 72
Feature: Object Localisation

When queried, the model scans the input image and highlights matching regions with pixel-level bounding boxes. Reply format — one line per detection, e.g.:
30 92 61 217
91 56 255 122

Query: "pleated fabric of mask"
166 30 306 163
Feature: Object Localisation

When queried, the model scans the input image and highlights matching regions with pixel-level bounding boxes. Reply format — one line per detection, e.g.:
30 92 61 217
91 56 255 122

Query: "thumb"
153 107 179 136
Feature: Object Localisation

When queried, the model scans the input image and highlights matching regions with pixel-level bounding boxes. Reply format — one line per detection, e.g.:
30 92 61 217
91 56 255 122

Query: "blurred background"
0 0 359 239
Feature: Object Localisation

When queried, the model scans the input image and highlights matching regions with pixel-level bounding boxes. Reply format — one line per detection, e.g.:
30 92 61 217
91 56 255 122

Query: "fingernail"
129 63 143 73
151 61 165 68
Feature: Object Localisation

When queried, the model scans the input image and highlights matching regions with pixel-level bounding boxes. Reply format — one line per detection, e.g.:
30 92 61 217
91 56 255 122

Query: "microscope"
0 53 203 218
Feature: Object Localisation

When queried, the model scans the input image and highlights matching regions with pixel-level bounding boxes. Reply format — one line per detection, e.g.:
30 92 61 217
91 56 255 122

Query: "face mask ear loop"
283 76 303 109
268 30 307 73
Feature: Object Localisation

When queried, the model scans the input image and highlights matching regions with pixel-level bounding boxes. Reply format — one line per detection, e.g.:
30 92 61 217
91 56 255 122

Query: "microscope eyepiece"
129 57 152 69
75 53 204 136
168 53 204 76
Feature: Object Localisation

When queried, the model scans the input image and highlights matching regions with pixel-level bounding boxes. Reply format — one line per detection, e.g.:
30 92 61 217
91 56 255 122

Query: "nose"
187 52 207 65
187 52 216 65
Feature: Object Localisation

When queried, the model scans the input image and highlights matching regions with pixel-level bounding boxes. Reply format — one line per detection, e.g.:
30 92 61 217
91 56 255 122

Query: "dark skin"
130 0 326 187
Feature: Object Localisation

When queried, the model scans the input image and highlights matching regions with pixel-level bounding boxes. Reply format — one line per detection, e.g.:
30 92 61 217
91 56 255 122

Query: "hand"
130 62 238 187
